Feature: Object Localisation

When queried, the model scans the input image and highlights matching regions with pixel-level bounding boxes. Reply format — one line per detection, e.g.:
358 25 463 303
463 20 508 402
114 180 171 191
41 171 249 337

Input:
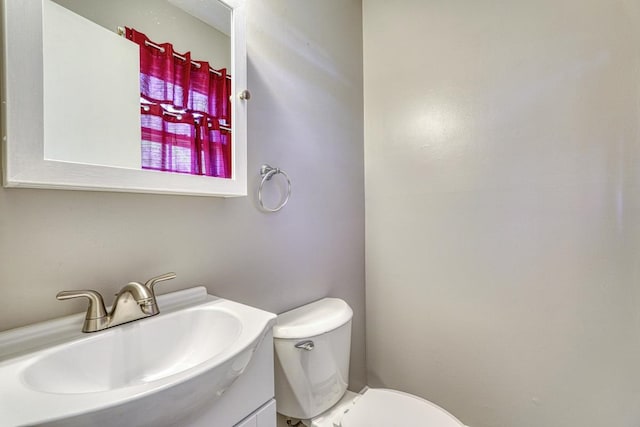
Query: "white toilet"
273 298 465 427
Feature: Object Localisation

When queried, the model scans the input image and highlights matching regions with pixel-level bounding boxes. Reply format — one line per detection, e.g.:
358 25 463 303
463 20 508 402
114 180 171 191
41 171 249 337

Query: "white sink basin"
22 306 243 394
0 287 276 426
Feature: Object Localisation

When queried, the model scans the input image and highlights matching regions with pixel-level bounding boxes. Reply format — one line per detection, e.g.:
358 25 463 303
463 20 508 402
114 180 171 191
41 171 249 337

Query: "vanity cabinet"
183 330 277 427
236 400 277 427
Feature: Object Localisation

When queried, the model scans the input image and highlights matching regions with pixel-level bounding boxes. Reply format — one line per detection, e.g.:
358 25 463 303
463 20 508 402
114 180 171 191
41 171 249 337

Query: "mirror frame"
1 0 247 197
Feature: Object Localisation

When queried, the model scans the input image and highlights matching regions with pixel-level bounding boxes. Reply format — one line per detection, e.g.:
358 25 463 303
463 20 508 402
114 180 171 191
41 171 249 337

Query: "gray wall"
0 0 366 391
364 0 640 426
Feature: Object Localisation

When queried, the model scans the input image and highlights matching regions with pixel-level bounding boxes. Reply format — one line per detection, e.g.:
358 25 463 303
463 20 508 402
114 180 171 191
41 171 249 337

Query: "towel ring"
258 164 291 212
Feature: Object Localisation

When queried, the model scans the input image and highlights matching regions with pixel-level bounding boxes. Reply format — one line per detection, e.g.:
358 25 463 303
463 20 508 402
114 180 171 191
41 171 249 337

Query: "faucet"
56 272 177 333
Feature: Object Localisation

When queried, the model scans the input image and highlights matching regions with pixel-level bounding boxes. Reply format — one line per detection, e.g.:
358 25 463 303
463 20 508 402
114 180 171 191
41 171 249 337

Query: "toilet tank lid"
273 298 353 339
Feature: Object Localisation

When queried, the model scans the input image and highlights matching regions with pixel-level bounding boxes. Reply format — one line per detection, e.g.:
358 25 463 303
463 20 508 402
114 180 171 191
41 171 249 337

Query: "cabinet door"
256 400 276 427
235 414 257 427
234 399 276 427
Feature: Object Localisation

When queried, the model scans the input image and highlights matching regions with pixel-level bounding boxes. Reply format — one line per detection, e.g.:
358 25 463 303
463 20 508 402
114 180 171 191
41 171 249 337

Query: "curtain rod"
117 27 232 80
142 105 232 132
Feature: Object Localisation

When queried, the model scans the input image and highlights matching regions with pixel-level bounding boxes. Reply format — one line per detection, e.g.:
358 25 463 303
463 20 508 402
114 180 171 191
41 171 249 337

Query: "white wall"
364 1 640 426
0 0 365 392
43 0 141 169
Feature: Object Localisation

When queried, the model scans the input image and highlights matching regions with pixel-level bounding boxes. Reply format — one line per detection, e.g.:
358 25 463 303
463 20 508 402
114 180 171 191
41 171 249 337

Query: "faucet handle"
144 272 177 295
57 290 107 318
56 290 108 332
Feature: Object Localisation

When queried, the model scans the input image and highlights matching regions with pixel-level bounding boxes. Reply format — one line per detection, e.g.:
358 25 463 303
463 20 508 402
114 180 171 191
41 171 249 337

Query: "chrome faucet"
56 272 177 332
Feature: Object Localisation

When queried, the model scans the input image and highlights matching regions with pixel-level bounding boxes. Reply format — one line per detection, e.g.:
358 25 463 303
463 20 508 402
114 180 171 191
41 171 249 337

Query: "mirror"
1 0 247 197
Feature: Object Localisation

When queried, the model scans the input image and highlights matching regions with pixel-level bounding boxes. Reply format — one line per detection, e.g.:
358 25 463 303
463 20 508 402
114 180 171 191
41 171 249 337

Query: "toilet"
273 298 465 427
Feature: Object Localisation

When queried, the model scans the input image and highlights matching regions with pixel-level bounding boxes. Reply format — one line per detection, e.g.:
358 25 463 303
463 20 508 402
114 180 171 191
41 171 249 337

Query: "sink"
22 306 243 394
0 287 276 426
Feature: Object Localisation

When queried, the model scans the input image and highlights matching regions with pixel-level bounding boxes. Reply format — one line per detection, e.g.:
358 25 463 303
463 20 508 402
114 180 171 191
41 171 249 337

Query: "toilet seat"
339 388 464 427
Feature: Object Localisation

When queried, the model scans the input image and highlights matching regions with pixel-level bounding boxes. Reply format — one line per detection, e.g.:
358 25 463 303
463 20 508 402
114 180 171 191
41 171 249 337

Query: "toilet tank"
273 298 353 420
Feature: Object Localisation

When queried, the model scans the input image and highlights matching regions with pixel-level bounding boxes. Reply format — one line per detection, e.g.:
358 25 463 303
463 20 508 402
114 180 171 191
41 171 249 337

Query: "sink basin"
0 287 276 426
22 306 243 394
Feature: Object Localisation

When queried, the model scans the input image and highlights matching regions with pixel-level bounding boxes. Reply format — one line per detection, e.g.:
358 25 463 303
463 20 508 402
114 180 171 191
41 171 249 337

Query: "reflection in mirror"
45 0 233 178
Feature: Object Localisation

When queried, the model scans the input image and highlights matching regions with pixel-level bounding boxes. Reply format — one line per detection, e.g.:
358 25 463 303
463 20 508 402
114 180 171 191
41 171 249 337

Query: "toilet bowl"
273 298 465 427
308 388 463 427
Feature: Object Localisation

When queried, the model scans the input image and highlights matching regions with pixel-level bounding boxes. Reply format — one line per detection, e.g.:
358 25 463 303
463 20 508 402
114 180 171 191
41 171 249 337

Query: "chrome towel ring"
258 164 291 212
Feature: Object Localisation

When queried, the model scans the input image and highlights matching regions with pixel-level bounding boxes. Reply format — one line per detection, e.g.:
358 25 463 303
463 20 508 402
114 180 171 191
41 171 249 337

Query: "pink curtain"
189 60 230 124
140 104 200 174
126 27 231 178
200 118 232 177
